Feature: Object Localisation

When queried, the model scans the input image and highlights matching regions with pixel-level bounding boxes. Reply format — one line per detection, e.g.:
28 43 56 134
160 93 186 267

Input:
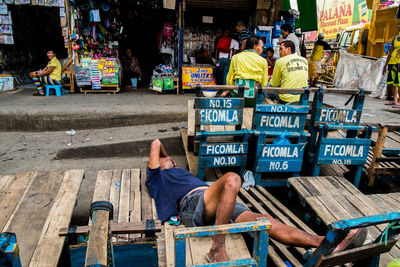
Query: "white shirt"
283 33 301 56
219 39 239 59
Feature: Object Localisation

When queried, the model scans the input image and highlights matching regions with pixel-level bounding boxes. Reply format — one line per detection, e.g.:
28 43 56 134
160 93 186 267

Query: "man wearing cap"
309 33 331 85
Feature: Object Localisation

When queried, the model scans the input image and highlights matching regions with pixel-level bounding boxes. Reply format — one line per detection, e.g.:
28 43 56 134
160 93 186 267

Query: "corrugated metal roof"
185 0 257 10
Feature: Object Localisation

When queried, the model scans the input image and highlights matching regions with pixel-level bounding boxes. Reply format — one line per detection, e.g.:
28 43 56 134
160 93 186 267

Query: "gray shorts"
178 188 250 227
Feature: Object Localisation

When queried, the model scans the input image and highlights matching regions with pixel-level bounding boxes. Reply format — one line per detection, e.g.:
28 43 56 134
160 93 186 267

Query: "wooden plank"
129 169 141 239
141 169 153 221
165 224 177 266
93 170 113 202
256 186 316 234
188 100 195 137
118 169 131 240
317 240 397 267
313 177 345 196
157 226 167 267
288 177 312 200
59 221 162 236
297 177 323 197
188 234 251 265
305 197 337 225
29 170 84 267
85 210 110 266
239 188 308 257
304 177 331 196
0 172 37 231
0 174 14 192
181 129 198 175
5 171 64 266
324 176 354 195
152 198 158 220
242 107 253 130
109 170 121 222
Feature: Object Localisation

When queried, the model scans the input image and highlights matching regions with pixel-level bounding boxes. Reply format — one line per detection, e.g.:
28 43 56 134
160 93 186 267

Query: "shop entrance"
118 2 176 84
2 5 66 72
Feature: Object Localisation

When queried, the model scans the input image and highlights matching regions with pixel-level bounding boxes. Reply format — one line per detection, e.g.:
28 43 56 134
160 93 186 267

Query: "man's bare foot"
206 248 230 263
206 235 230 262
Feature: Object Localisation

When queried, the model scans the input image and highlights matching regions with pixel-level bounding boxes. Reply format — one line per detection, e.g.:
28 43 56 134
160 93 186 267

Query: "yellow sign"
182 67 216 89
317 0 354 39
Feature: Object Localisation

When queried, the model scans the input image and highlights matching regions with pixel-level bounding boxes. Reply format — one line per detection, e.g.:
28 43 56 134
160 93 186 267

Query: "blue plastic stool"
46 84 63 96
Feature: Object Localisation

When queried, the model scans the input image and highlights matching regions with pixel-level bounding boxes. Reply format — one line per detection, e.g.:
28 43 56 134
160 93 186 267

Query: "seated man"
146 139 367 263
222 36 269 107
29 50 62 96
268 40 308 104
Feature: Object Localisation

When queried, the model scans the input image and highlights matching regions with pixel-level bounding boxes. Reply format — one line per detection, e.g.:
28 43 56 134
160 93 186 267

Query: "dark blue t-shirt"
146 167 208 223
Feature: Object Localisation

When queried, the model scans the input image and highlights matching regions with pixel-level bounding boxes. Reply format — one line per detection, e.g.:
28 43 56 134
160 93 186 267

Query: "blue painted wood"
259 179 293 187
316 108 361 125
252 112 307 132
198 155 247 168
256 160 303 172
200 143 248 156
257 143 306 161
194 98 244 109
305 212 400 267
317 138 370 165
255 104 309 114
253 130 303 138
329 212 400 230
196 130 252 138
175 238 186 267
187 258 257 267
382 148 400 156
195 109 243 125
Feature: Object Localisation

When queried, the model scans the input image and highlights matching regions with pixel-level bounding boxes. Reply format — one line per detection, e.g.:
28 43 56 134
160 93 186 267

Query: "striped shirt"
239 28 252 43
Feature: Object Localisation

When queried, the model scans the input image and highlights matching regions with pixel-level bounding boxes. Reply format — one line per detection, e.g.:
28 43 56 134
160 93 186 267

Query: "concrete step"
0 111 187 132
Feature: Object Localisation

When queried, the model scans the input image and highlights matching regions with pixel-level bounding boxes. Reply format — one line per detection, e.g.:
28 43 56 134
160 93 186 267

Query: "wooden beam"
59 221 162 236
85 210 110 266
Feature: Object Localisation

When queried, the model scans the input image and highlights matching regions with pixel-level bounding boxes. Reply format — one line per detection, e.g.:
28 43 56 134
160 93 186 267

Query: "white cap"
318 33 324 39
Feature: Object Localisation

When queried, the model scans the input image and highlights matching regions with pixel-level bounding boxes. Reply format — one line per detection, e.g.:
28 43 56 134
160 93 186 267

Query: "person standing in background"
309 33 331 86
383 23 400 108
279 24 301 56
215 29 239 85
265 47 276 77
235 21 252 52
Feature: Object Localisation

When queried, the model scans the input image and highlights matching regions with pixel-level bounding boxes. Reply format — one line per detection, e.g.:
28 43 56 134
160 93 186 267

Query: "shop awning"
185 0 256 10
283 0 318 31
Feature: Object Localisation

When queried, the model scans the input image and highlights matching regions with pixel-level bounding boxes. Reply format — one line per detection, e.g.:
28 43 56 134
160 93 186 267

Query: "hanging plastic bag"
241 170 255 190
272 131 292 145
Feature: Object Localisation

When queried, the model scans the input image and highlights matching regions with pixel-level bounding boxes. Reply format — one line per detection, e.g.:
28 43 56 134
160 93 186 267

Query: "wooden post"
367 126 388 187
85 210 110 266
64 0 75 93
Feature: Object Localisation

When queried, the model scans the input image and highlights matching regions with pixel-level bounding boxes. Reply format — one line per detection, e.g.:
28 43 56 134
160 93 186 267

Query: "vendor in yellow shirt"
309 33 331 86
29 50 62 96
222 36 268 106
268 40 308 104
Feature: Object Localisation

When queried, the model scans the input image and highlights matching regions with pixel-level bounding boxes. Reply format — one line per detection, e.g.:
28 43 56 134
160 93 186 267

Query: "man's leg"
393 86 399 105
235 211 324 248
202 172 242 262
32 76 45 95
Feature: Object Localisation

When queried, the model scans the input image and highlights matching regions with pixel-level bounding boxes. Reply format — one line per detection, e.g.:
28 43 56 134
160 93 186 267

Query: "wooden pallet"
0 170 84 267
288 176 400 266
89 169 159 242
368 192 400 213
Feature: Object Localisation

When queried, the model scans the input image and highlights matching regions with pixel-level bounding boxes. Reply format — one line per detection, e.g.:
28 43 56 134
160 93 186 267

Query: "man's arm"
148 139 168 169
240 39 246 52
38 66 55 76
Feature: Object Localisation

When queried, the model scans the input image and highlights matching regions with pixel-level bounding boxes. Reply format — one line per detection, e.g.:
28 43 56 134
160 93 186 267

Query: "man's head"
318 33 324 40
235 21 246 32
245 36 263 54
47 50 56 60
159 156 175 170
280 24 293 39
222 29 230 37
266 47 274 58
279 40 295 57
126 48 132 57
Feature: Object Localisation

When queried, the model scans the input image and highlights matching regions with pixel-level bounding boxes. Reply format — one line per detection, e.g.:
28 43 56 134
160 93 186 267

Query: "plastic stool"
46 84 63 96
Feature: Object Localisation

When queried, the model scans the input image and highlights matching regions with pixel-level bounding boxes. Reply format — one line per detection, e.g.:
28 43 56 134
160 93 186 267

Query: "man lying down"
146 138 367 263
